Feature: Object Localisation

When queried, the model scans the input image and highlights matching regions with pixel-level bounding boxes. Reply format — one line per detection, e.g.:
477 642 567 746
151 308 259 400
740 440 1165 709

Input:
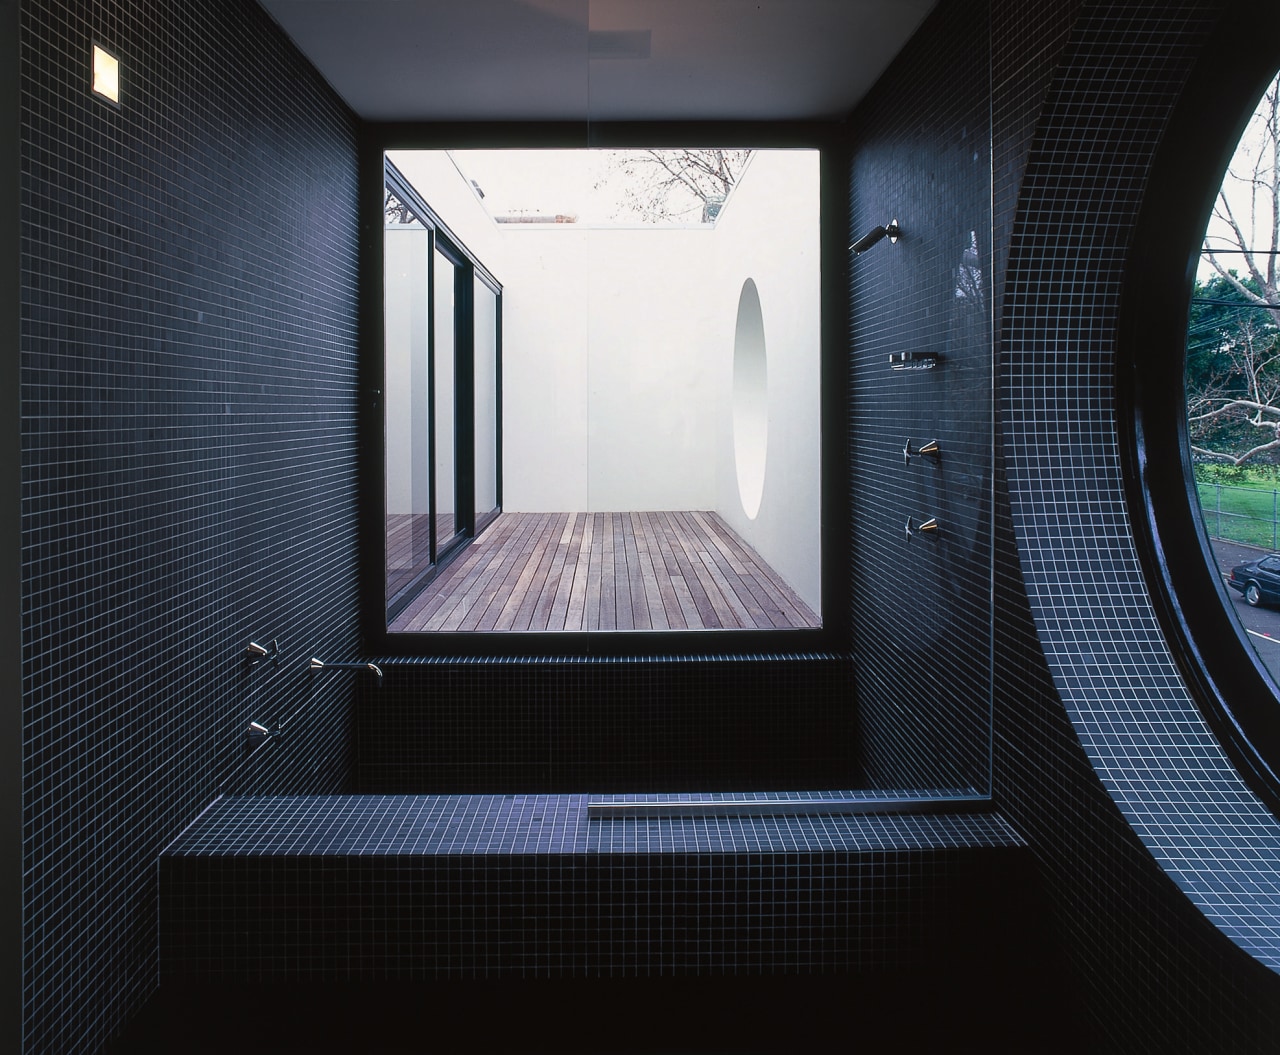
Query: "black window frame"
359 121 851 658
1120 4 1280 816
381 160 504 621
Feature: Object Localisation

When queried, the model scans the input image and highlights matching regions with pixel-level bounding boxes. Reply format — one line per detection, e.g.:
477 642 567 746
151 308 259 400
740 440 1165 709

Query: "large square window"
365 135 842 655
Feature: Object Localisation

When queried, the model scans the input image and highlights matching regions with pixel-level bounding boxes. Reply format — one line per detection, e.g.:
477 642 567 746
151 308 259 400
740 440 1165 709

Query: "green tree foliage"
1187 274 1280 464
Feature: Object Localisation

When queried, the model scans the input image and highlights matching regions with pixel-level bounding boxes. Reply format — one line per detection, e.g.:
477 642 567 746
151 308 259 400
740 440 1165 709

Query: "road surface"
1210 539 1280 683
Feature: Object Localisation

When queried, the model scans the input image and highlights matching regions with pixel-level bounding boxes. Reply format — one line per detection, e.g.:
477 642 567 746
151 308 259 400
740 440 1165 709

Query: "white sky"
1199 78 1277 282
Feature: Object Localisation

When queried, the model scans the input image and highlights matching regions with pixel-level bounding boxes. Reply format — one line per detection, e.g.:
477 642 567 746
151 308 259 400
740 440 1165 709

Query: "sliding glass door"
384 163 501 620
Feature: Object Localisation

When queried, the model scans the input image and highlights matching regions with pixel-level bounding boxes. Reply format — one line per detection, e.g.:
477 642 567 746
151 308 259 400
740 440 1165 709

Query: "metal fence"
1197 482 1280 549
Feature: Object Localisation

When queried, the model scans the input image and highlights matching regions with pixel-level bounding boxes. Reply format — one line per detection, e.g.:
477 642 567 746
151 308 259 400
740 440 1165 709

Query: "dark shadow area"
112 850 1087 1054
109 970 1084 1054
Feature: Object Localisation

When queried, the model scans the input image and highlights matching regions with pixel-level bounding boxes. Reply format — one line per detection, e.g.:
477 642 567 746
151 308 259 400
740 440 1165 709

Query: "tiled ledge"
163 793 1021 856
160 794 1027 980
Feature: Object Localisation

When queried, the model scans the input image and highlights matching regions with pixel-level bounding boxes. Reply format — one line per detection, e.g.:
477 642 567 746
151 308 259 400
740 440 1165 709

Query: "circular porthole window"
1122 17 1280 814
732 279 767 520
1187 70 1280 680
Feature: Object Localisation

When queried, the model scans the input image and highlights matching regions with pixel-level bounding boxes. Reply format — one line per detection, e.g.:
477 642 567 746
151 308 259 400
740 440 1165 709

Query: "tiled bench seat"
159 794 1028 981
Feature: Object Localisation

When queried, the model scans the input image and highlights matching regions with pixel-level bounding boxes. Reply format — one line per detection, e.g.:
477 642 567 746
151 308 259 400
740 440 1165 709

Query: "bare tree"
1188 73 1280 466
384 190 418 226
597 149 752 223
1203 74 1280 322
1189 304 1280 464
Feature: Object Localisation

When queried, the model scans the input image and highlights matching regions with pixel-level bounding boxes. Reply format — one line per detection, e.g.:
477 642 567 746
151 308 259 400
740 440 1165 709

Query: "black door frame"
383 160 503 621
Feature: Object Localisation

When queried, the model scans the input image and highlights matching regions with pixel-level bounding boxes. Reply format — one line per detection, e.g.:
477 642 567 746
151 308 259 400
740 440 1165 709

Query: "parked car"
1228 554 1280 606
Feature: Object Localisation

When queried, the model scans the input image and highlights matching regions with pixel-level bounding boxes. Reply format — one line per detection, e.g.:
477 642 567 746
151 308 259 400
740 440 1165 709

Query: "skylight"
448 149 753 228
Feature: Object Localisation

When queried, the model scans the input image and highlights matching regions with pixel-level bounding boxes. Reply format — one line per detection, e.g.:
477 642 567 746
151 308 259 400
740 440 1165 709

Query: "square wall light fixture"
92 44 120 105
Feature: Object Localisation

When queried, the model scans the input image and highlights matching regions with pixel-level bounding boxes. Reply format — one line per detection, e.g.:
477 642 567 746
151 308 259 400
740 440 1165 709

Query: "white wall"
383 149 822 613
498 227 719 512
710 150 823 612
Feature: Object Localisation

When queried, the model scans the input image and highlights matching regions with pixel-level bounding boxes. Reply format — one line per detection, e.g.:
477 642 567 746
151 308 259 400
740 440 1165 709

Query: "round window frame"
1120 5 1280 816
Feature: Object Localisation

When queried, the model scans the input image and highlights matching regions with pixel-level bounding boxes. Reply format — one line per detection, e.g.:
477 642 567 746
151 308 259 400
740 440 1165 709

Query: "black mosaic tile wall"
846 0 994 794
157 795 1029 980
19 1 360 1051
22 0 1280 1051
356 655 859 793
988 0 1280 1049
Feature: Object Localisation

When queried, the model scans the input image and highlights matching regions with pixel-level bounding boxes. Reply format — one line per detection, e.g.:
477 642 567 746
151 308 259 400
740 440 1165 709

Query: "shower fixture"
905 515 939 541
902 438 941 465
849 219 901 254
246 720 279 748
244 639 279 665
310 657 384 684
888 351 938 371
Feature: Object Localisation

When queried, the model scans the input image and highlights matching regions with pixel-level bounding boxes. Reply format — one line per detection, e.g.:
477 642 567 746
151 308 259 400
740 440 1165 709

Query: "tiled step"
159 794 1027 980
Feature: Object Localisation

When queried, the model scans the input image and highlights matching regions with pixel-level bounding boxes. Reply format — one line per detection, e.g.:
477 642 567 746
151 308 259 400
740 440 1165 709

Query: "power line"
1191 297 1280 309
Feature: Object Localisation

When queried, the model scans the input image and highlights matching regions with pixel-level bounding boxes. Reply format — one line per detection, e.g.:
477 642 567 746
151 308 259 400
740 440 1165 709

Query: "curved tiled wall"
1002 1 1280 973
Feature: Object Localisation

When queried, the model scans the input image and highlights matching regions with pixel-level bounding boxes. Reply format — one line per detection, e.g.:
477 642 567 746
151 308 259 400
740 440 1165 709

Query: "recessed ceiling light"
92 44 120 105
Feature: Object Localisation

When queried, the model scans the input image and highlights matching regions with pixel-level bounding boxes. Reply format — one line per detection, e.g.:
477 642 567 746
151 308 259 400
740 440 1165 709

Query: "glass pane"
384 198 431 604
434 248 457 545
385 148 825 634
475 279 499 520
1189 71 1280 680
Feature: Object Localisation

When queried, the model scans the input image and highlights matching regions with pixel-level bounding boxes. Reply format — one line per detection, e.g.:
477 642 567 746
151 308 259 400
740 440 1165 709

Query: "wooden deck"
386 512 459 600
388 511 820 633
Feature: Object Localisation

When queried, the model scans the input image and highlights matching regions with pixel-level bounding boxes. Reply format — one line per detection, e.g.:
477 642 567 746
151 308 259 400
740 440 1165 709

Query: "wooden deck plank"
541 512 585 631
619 512 646 630
673 510 750 629
492 513 559 630
687 511 773 628
462 513 547 631
387 510 819 633
642 510 690 629
395 512 525 630
591 514 606 629
599 512 617 631
628 512 664 631
656 511 720 628
433 513 543 631
697 511 819 627
690 511 792 628
673 511 752 629
509 513 565 631
453 515 540 631
564 512 595 631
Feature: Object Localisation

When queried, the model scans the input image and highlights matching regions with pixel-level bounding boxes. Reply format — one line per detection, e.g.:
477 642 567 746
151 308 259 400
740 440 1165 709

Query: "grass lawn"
1195 466 1280 547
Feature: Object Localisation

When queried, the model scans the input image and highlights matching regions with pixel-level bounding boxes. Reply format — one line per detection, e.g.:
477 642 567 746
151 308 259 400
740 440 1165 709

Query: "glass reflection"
475 278 499 522
434 248 457 545
384 196 432 603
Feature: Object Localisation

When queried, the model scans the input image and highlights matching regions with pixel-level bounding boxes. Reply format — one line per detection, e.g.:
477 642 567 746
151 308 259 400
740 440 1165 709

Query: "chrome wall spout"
246 720 277 749
905 515 939 540
310 658 384 683
849 218 901 254
902 438 941 465
245 639 279 665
